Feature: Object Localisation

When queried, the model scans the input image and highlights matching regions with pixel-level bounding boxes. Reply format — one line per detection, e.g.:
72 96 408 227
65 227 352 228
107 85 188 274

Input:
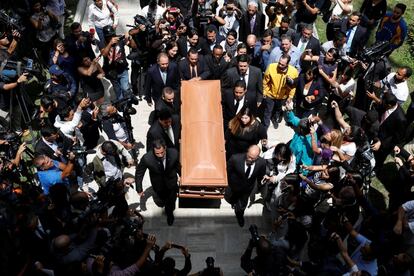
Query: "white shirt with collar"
42 136 58 152
88 1 118 29
380 104 398 124
234 96 246 114
241 68 250 88
296 37 309 53
244 161 255 179
345 26 357 53
382 72 409 104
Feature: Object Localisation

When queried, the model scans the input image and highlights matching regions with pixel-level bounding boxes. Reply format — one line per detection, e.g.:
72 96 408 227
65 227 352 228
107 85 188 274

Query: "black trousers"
154 186 178 216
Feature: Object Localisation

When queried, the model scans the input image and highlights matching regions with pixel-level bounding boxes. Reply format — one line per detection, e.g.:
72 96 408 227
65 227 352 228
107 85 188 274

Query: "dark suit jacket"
295 75 325 110
222 92 257 128
221 65 263 103
144 63 180 103
227 153 266 194
292 33 321 56
148 95 181 125
35 134 72 161
377 105 406 151
336 19 368 57
177 36 210 59
239 11 266 42
178 56 211 80
204 54 230 80
135 148 180 193
146 114 181 152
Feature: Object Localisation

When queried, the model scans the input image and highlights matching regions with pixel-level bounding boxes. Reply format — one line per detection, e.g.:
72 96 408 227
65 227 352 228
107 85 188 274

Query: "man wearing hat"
45 65 77 101
100 25 136 100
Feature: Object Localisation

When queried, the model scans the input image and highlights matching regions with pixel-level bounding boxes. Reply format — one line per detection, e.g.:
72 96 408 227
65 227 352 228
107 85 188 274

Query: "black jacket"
135 148 181 193
221 65 263 104
178 56 211 80
146 114 181 152
145 63 180 103
226 153 266 193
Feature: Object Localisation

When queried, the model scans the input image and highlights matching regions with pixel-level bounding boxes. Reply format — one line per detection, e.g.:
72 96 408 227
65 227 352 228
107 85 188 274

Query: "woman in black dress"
296 67 325 118
225 107 267 160
78 56 105 104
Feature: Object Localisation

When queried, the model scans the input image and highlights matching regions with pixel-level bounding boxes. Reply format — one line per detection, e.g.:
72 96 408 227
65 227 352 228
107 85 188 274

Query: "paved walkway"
81 1 294 274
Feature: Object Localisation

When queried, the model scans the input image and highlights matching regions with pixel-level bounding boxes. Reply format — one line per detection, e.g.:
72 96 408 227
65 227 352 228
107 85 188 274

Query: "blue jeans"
111 69 130 100
95 27 105 47
263 97 285 129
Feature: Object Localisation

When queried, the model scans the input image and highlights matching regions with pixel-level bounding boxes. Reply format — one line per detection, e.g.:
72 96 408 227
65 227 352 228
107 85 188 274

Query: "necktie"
161 71 167 84
191 66 197 79
159 159 165 171
300 39 307 53
166 126 175 145
346 28 353 51
241 74 246 86
245 164 252 178
234 99 240 113
250 16 255 33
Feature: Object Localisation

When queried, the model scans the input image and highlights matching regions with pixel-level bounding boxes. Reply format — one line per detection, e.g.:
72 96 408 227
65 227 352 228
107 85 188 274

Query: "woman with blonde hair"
225 107 267 160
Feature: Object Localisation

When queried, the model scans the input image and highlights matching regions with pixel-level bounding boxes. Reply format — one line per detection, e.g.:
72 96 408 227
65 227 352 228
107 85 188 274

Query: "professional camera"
72 145 88 156
199 8 214 25
357 41 392 63
133 14 155 33
0 9 25 33
73 199 109 225
249 224 261 244
112 91 139 115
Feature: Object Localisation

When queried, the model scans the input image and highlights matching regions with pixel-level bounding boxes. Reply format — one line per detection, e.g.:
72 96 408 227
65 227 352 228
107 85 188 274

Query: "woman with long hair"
165 41 179 64
225 107 267 159
296 67 325 118
49 38 77 80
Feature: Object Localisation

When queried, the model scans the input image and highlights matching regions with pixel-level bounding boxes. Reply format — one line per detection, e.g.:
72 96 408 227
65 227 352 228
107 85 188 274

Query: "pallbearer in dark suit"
146 109 180 153
144 53 180 106
178 48 211 81
135 139 181 226
225 145 266 227
222 80 257 130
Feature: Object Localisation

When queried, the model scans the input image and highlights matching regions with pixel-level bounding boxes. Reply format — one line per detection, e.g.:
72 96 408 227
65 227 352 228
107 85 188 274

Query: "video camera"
249 224 261 245
112 92 139 116
0 58 43 82
0 9 25 33
132 14 155 33
199 8 214 25
357 41 392 64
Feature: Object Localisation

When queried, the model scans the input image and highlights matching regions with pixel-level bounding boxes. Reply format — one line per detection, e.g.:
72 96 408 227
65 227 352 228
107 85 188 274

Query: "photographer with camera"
100 25 137 100
128 15 154 99
65 22 97 65
153 241 192 275
83 140 134 194
141 0 166 21
35 123 72 162
34 151 75 195
29 0 59 63
45 64 77 101
218 1 242 37
241 225 282 275
99 101 135 151
189 257 223 276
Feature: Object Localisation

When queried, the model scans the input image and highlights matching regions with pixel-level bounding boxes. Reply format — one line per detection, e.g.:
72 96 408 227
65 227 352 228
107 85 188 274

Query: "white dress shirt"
88 1 118 29
244 161 255 178
382 72 409 104
234 96 245 114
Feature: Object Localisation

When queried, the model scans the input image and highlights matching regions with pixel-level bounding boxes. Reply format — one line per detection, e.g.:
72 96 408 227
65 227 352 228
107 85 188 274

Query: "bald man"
225 145 266 227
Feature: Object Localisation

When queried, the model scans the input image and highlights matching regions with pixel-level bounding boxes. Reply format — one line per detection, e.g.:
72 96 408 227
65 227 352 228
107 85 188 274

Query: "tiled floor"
81 1 294 274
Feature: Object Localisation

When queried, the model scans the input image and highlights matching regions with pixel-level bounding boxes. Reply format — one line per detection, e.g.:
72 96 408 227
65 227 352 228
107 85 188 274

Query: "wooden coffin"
179 80 228 198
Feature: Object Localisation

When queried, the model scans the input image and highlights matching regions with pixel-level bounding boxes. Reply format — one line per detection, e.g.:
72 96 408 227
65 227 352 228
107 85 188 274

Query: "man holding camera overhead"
100 25 136 100
262 53 298 129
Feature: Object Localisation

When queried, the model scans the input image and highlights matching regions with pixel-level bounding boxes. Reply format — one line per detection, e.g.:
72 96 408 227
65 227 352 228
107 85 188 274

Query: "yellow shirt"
263 63 298 100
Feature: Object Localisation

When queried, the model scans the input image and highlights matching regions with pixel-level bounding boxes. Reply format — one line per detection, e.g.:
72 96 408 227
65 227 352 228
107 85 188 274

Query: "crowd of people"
0 0 413 275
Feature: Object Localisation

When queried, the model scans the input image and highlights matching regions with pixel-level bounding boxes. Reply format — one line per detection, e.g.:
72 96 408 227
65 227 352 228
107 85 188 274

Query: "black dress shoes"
236 212 245 227
167 214 175 226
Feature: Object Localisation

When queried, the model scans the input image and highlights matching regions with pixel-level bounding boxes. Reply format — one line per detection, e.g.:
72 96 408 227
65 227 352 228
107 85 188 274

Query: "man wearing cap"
100 25 137 100
45 65 77 100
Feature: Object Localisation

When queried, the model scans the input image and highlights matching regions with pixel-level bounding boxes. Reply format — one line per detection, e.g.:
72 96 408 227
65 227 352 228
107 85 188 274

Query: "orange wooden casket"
179 80 228 198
